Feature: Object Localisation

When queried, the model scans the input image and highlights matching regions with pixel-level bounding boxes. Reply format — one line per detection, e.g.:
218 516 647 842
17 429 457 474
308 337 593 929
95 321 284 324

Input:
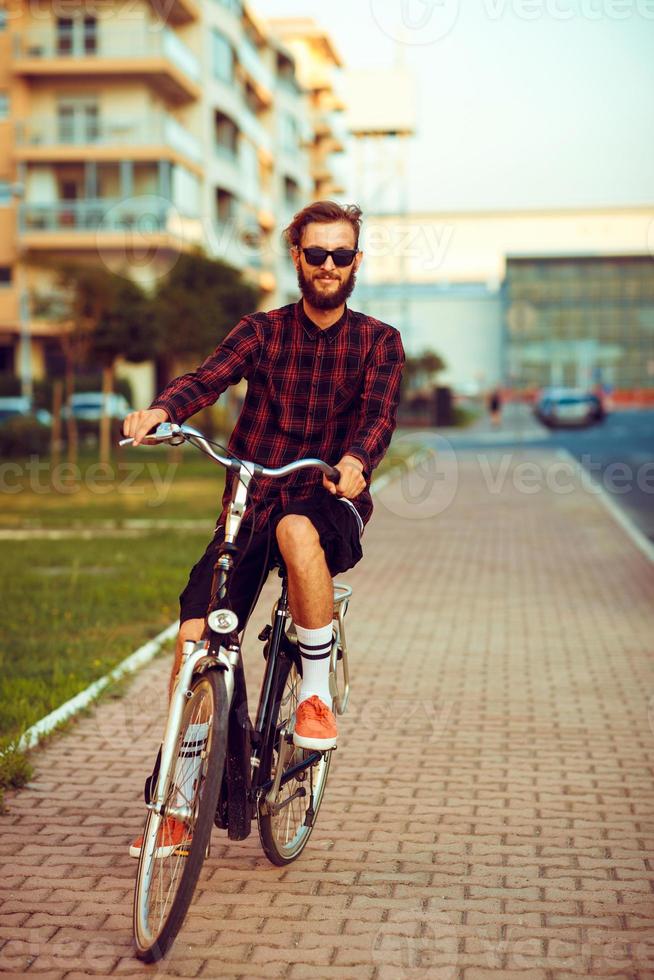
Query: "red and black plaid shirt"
151 300 405 531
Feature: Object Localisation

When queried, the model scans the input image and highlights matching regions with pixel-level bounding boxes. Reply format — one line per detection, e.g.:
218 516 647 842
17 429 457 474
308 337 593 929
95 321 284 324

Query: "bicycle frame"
123 421 351 836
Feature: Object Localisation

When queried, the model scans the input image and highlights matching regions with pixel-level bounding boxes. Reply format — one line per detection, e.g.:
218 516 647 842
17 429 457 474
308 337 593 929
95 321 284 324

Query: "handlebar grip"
327 466 340 484
118 423 165 447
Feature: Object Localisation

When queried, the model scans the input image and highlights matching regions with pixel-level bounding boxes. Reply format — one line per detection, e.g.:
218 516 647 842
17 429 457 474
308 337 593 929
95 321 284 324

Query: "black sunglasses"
299 246 358 268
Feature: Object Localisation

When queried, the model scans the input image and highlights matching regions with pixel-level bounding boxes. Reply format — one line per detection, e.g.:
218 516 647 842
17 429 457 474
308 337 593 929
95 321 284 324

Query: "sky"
254 0 654 213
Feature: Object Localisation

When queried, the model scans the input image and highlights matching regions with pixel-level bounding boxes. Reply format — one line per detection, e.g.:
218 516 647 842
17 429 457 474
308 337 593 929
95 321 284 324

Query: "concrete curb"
557 447 654 566
9 622 179 755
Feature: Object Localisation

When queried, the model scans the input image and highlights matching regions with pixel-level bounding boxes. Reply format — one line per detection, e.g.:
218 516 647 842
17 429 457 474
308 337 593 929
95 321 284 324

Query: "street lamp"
11 179 33 402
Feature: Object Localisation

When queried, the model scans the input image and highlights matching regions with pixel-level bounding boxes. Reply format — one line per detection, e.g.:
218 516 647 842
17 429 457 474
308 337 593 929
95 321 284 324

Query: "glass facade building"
504 256 654 390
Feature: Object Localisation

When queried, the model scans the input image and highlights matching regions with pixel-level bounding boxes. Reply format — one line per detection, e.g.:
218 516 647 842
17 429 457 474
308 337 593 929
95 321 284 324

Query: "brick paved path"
2 447 654 979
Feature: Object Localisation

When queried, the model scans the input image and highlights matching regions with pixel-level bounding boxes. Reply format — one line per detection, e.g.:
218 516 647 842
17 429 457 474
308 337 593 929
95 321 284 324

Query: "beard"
297 263 357 310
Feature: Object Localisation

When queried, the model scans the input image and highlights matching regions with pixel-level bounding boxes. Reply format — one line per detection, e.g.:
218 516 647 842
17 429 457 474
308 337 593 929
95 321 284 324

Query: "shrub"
0 373 22 397
0 416 50 457
452 405 480 428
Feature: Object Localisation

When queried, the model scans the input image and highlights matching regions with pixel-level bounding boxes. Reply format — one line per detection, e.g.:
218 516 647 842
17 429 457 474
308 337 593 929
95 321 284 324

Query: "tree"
93 275 158 463
33 260 157 463
403 350 446 394
152 250 260 384
44 261 120 464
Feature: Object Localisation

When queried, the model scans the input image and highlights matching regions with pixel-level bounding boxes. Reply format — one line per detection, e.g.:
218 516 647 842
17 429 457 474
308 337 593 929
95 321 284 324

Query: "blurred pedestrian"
488 388 502 427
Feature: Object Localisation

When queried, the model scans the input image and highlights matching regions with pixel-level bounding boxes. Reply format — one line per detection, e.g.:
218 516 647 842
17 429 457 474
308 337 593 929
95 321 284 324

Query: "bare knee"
276 514 321 565
177 617 204 648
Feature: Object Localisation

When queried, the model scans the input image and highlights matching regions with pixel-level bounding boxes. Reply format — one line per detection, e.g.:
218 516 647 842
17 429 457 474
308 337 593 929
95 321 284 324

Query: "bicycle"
119 421 352 962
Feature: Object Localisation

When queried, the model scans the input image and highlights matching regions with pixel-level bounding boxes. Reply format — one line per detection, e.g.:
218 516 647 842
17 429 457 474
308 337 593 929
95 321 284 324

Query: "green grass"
0 445 226 528
0 436 418 801
0 532 209 748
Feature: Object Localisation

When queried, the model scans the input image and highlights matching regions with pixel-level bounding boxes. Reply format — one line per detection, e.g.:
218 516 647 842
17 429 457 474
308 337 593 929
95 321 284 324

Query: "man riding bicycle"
122 201 404 855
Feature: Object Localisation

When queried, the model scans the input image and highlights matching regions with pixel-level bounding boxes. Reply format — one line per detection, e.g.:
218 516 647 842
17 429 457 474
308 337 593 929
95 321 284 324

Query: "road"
439 405 654 542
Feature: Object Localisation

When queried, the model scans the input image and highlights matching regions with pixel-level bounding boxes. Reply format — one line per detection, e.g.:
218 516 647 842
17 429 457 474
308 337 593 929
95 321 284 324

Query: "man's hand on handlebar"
323 454 366 500
122 408 169 447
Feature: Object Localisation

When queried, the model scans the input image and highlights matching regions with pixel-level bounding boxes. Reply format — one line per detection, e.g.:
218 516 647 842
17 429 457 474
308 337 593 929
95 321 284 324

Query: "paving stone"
2 447 653 978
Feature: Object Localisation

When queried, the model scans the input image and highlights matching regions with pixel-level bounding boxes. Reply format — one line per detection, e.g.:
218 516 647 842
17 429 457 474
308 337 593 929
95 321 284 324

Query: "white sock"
174 722 209 808
296 623 334 708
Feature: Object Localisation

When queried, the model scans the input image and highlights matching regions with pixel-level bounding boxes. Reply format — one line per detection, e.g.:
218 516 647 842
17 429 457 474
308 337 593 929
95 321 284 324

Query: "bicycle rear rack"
330 583 351 715
275 582 351 716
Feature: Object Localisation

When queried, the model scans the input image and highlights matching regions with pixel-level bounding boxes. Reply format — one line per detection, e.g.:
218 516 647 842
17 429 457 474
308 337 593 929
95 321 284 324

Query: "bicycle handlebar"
119 422 341 484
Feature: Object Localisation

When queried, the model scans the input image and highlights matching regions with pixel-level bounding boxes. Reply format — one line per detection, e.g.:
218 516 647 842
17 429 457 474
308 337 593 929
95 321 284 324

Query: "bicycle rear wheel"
257 656 331 866
133 669 227 962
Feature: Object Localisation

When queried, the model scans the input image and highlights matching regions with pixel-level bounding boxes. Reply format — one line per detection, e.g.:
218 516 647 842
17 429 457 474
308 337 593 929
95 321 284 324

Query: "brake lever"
118 422 185 447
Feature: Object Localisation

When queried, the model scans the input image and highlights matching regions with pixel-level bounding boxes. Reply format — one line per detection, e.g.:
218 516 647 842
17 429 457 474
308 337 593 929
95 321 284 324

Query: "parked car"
62 391 133 421
533 387 605 428
0 396 52 426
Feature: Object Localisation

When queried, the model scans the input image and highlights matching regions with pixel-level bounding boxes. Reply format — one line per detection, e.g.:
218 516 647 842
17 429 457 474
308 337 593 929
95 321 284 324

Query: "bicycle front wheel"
257 656 332 866
133 669 227 962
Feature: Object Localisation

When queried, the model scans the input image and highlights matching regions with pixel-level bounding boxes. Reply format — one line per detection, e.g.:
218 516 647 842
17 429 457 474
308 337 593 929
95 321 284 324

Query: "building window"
0 180 11 205
277 53 298 92
212 29 234 84
215 187 236 223
284 176 299 205
280 112 299 153
0 266 11 286
56 16 97 57
243 80 263 115
214 111 239 156
0 345 14 373
57 97 99 144
0 91 9 120
0 9 7 30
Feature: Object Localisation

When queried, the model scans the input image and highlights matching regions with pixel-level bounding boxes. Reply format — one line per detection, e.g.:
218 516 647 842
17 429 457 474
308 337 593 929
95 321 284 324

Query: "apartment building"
0 1 338 399
2 0 205 391
204 1 313 308
268 17 347 201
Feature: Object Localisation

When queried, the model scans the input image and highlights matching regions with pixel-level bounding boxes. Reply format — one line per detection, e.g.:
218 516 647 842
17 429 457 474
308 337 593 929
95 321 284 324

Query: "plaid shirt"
151 300 405 531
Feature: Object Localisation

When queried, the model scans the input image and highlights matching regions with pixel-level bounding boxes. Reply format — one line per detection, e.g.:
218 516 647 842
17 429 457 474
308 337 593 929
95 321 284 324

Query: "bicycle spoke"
259 660 331 863
134 673 226 959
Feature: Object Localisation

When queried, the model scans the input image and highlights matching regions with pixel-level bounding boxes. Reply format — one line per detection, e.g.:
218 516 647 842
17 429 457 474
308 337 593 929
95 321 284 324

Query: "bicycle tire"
257 655 331 866
133 669 228 961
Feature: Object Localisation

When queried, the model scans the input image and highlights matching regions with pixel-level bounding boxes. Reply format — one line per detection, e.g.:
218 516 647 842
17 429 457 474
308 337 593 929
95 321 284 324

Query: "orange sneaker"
129 817 191 859
293 695 338 750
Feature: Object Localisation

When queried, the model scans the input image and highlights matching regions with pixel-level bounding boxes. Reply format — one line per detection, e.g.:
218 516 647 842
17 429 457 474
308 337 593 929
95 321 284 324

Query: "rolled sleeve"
148 317 261 425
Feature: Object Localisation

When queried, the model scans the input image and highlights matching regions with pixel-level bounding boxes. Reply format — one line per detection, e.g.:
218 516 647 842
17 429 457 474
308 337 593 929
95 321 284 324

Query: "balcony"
239 106 272 156
145 0 199 25
211 205 270 273
211 146 241 195
13 25 201 103
312 110 348 153
238 36 274 107
15 114 202 170
18 197 200 250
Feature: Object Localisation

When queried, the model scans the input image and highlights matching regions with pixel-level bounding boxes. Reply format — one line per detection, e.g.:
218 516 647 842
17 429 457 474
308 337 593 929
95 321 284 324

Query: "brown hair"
283 200 363 250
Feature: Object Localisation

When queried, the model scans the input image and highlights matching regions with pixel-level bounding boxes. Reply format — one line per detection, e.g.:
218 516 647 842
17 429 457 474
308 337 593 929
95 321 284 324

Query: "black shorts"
179 493 364 629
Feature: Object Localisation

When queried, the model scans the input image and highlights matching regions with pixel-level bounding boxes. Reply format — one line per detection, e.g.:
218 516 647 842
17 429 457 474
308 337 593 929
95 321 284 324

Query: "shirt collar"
296 300 348 343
